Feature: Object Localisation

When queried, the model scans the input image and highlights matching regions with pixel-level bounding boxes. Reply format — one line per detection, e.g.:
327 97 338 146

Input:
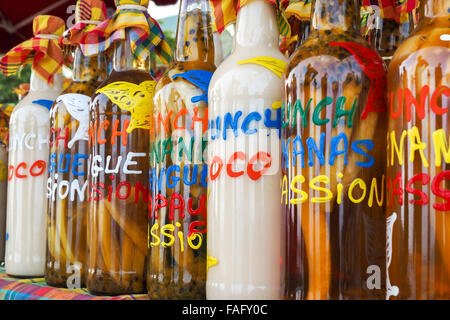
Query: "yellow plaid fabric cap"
80 0 172 65
210 0 291 37
64 0 108 46
0 15 65 84
285 0 311 20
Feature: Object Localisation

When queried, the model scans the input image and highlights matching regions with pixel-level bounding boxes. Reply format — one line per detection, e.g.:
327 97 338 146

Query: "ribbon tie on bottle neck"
0 15 65 84
80 0 172 65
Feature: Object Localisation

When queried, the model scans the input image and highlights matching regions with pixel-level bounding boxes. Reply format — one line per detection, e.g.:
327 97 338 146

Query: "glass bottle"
87 31 153 295
282 0 387 299
147 0 214 300
46 47 107 288
362 1 416 65
207 0 287 299
386 0 449 300
5 70 63 277
0 141 7 263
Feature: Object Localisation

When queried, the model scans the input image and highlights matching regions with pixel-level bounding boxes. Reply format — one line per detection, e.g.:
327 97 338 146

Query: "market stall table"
0 267 149 300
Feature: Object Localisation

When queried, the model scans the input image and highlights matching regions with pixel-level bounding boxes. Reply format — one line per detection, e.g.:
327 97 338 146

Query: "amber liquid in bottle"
46 47 107 288
87 33 153 295
386 0 450 300
147 0 214 299
282 0 387 300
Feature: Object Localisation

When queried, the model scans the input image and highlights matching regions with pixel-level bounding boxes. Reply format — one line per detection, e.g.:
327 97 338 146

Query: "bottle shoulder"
62 80 102 97
11 91 58 115
209 48 287 91
154 61 216 93
388 23 450 77
286 31 375 75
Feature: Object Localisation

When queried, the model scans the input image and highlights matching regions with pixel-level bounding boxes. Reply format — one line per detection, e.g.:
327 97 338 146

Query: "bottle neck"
73 47 107 82
421 0 448 18
311 0 361 33
113 31 151 72
30 70 63 92
175 0 215 64
234 1 279 49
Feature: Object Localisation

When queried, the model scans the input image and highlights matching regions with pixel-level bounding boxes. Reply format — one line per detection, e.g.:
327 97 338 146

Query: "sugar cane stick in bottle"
148 0 215 300
386 0 450 300
207 0 286 299
282 0 388 299
83 0 171 295
45 0 108 288
1 16 65 277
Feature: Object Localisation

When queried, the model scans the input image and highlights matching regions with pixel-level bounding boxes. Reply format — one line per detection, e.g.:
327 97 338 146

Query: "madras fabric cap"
210 0 291 37
80 0 172 65
285 0 311 20
64 0 108 46
0 15 65 84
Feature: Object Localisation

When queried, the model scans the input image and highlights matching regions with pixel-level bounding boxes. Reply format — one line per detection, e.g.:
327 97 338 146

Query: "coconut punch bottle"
81 0 172 295
148 0 215 300
0 15 65 277
207 0 287 299
282 0 387 299
45 0 108 288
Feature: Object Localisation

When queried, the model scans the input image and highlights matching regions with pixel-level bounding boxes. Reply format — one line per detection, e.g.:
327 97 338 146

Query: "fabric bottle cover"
285 0 311 20
64 0 108 46
80 0 172 65
210 0 291 37
0 15 65 84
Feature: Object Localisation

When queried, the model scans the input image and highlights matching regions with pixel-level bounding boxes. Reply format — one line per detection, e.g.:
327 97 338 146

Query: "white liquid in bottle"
0 144 7 262
207 1 286 299
5 71 62 276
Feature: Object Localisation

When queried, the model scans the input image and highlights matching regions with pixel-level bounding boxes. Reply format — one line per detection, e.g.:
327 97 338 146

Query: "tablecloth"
0 266 148 300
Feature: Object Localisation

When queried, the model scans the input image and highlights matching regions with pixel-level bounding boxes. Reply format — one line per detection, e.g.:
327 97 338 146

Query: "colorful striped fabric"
0 15 65 85
210 0 291 37
362 0 419 21
80 0 172 65
0 268 148 300
64 0 108 46
285 0 311 20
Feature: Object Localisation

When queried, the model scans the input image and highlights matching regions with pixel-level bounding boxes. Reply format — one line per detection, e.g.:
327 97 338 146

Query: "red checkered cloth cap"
0 15 65 84
64 0 108 46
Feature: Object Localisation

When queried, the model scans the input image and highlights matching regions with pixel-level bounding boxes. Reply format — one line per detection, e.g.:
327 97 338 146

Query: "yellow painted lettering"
161 224 175 248
368 176 384 207
281 175 288 205
390 130 407 166
408 126 429 167
150 223 160 247
433 129 450 167
309 175 333 204
349 178 367 204
188 233 203 250
290 175 308 205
